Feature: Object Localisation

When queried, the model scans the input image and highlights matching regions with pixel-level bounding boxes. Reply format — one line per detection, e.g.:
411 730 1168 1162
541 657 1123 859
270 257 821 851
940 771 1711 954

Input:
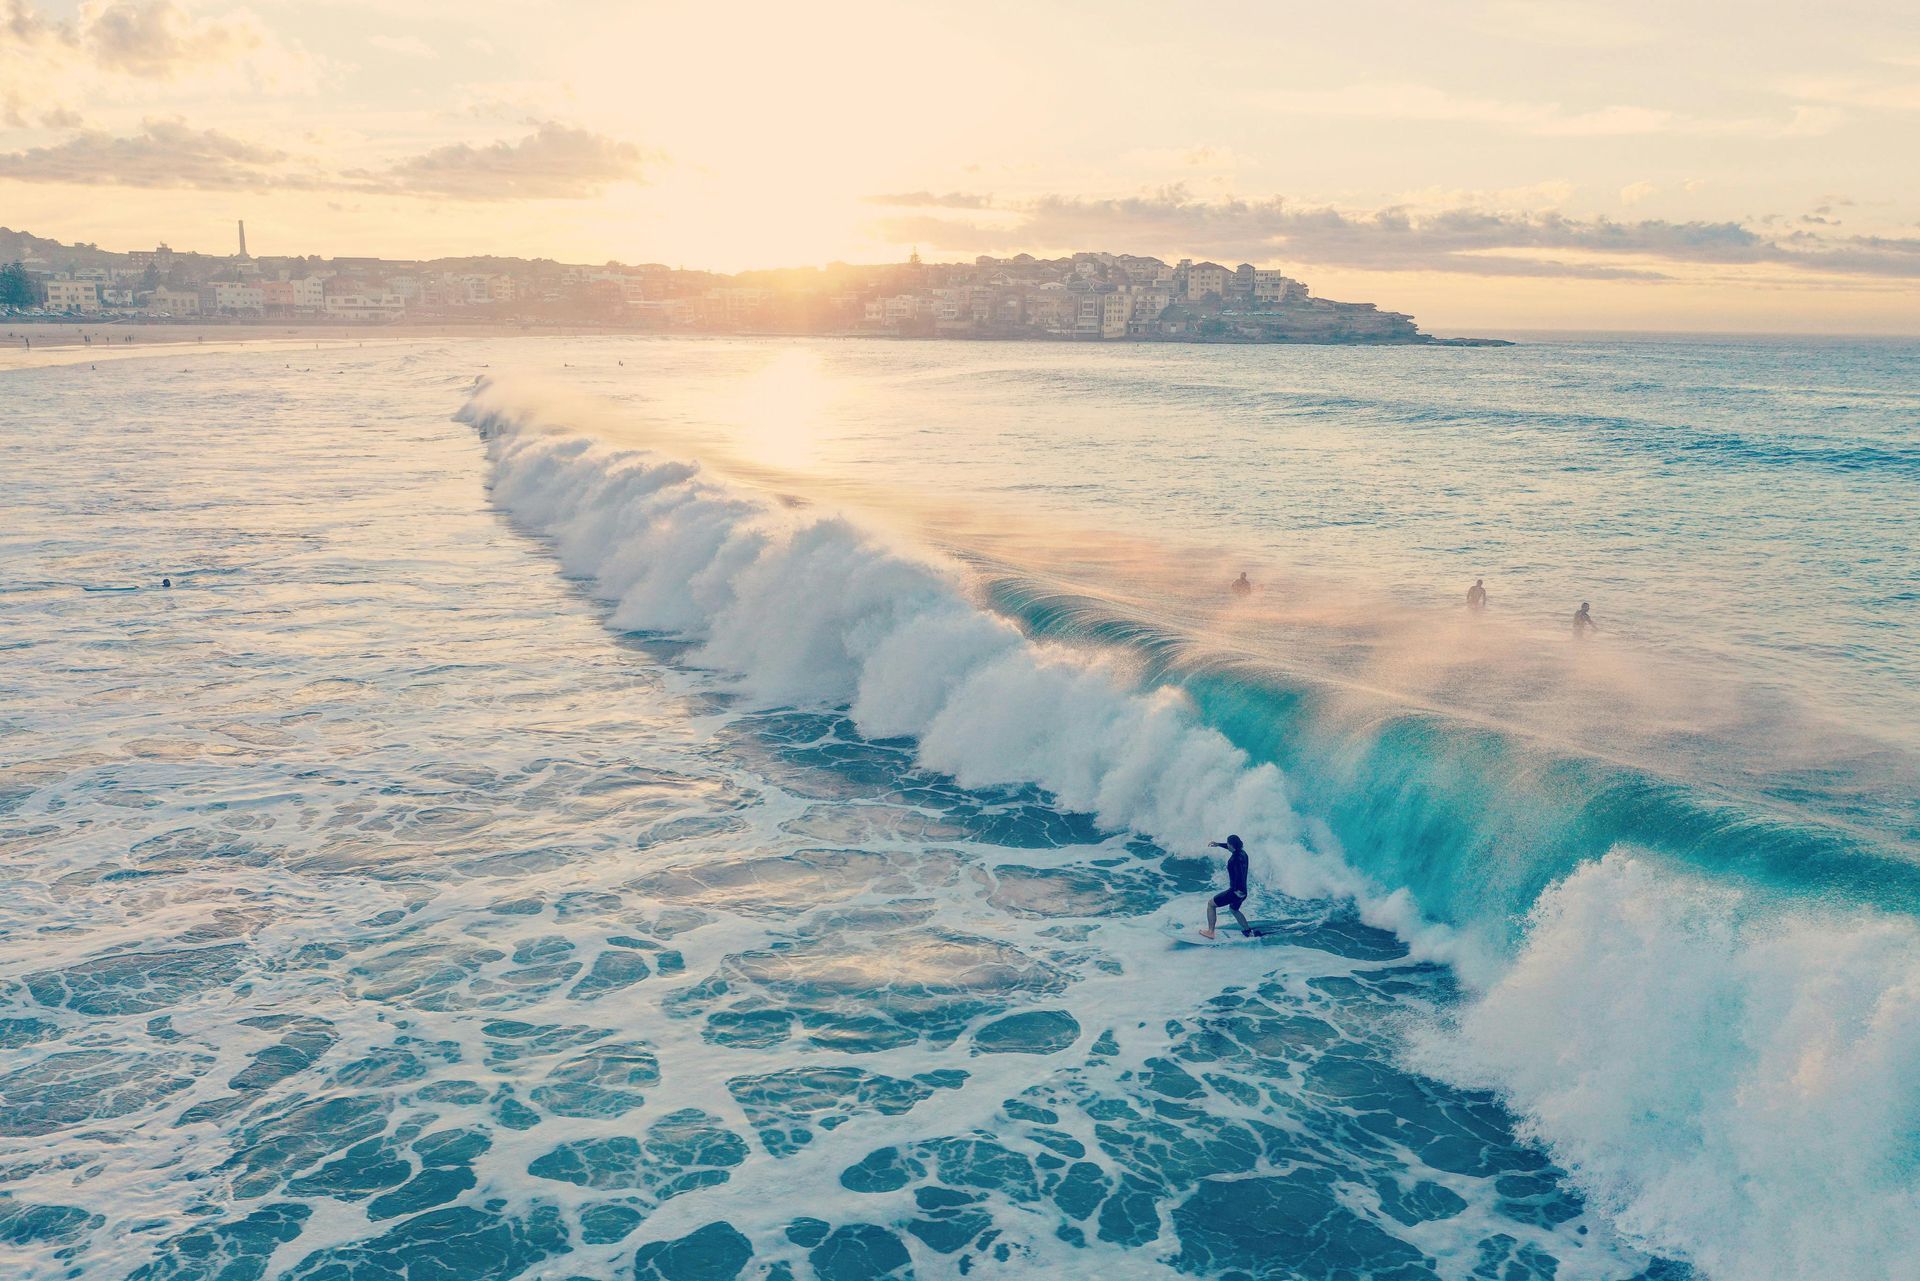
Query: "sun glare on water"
726 349 836 470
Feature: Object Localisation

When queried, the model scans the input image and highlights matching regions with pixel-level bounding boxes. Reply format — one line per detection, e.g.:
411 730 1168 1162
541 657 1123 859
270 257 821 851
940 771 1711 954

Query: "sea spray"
1413 852 1920 1280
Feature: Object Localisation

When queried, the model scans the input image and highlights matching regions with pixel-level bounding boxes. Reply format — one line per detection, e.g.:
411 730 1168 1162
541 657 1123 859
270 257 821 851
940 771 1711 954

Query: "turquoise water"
2 335 1915 1280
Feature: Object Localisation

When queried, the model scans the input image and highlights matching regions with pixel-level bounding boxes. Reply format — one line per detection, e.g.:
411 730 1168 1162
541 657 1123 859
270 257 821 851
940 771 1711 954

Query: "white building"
702 287 771 323
203 281 265 313
1253 270 1305 307
45 279 101 311
146 287 200 315
457 274 514 304
1184 262 1231 301
862 294 922 326
627 299 691 325
1120 257 1175 285
322 293 405 320
1073 289 1131 339
1125 285 1176 332
291 277 327 309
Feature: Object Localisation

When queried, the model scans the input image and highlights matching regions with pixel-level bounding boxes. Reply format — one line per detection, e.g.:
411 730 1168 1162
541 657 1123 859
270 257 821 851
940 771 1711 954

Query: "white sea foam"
461 379 1920 1281
1415 851 1920 1280
463 381 1451 957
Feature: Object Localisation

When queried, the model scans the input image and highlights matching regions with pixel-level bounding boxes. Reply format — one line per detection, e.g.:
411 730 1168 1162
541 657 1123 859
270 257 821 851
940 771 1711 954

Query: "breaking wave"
459 378 1920 1281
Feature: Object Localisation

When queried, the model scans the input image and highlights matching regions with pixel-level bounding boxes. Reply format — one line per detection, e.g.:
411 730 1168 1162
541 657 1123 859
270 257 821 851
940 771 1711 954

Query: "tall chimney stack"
237 219 248 258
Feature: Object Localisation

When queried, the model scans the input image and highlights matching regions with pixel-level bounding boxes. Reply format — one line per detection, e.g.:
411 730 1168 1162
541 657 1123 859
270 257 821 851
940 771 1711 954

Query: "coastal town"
0 224 1497 345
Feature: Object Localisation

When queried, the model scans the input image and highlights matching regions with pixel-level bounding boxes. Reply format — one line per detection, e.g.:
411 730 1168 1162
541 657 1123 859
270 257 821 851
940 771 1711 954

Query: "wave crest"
460 379 1920 1280
459 380 1444 952
1416 852 1920 1280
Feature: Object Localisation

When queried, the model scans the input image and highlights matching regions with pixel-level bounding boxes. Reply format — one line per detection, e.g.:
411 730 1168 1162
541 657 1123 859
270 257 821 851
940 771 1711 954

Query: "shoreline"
0 314 1513 362
0 321 542 373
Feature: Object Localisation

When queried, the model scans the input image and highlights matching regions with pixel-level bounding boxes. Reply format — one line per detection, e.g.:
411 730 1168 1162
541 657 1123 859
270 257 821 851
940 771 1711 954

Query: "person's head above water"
161 578 172 588
1579 601 1590 611
1225 834 1243 851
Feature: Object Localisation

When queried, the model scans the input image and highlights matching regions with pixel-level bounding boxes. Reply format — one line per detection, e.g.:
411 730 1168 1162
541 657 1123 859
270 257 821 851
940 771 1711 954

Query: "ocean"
3 334 1916 1281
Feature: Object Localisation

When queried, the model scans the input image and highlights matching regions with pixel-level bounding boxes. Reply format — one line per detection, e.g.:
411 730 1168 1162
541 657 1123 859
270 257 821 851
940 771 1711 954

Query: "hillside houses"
1 228 1436 344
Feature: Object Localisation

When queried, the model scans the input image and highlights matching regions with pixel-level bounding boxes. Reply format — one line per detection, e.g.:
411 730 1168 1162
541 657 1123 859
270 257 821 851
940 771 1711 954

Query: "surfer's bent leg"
1208 888 1247 939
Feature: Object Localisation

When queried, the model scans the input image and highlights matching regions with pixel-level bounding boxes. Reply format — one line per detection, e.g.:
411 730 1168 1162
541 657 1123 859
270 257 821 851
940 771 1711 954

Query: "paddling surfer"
1200 835 1252 939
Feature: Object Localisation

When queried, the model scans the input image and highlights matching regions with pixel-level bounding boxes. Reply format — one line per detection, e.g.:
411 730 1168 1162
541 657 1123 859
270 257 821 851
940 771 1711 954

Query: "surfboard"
1163 919 1287 947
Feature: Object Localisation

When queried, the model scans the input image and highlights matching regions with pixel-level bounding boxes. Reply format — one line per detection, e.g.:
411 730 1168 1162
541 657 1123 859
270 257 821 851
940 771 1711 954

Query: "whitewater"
3 335 1917 1281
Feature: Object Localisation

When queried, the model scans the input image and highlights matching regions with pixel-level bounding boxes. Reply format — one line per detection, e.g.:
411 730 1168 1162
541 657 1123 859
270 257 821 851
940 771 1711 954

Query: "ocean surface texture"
3 335 1916 1281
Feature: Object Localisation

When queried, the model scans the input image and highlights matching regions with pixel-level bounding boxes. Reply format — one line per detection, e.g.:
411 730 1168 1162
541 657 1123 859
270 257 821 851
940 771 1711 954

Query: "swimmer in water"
1572 601 1596 637
1467 578 1487 611
1230 572 1252 597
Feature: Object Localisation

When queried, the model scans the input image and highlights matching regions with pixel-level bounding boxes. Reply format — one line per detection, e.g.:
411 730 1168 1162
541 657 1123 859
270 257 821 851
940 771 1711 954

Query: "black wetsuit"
1212 848 1249 911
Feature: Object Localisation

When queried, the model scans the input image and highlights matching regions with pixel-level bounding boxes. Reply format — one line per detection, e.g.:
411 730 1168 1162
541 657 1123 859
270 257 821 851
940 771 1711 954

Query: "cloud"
2 0 58 41
863 191 994 209
0 0 318 123
368 33 436 60
869 187 1920 281
1620 181 1657 207
1477 0 1656 49
1253 82 1842 138
88 0 263 76
1120 144 1247 172
0 117 303 188
1783 73 1920 113
1391 180 1574 214
1 0 312 82
360 122 647 199
0 117 647 201
457 79 581 122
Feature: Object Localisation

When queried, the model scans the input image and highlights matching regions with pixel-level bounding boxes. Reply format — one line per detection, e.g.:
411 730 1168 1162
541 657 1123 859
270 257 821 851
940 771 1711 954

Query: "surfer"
1230 572 1253 597
1572 601 1596 637
1467 578 1487 611
161 578 172 589
1200 835 1252 939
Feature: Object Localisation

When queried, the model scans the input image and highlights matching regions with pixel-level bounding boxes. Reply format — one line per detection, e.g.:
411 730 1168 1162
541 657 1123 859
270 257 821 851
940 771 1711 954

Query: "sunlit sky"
3 0 1918 331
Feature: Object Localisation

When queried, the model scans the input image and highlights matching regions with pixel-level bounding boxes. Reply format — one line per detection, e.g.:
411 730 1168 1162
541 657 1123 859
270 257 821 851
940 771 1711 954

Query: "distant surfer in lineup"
1200 835 1252 939
1466 578 1487 611
1230 572 1253 597
1573 601 1597 637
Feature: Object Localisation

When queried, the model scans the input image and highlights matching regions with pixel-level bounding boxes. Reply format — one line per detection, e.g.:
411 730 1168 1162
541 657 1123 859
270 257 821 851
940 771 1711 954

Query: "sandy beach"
0 319 599 372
